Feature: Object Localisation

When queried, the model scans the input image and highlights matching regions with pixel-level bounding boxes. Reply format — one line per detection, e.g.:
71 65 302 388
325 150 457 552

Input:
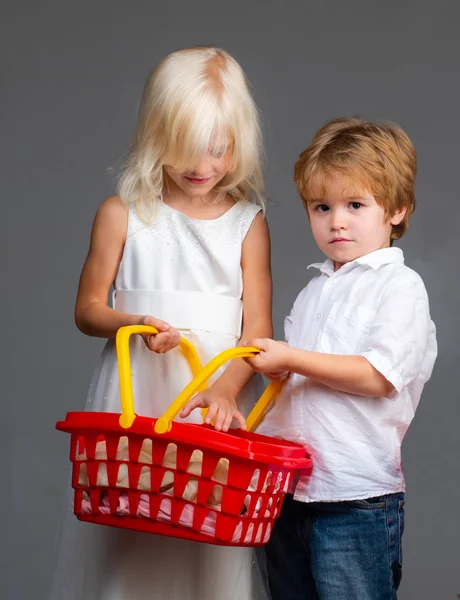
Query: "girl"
50 46 272 600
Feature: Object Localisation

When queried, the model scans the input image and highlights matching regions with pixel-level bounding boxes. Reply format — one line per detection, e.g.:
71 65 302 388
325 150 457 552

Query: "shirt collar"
307 247 405 276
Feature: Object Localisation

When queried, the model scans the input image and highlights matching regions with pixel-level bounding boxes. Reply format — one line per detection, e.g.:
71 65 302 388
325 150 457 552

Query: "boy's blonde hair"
118 46 264 217
294 117 417 240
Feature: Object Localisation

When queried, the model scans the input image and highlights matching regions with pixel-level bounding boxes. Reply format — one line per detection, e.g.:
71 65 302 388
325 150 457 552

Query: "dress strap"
238 201 263 241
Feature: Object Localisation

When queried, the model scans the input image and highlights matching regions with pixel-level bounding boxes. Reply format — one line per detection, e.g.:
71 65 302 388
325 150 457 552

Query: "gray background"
2 1 459 598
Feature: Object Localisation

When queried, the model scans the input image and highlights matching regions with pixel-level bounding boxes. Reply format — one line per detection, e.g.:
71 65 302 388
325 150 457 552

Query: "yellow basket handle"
245 378 283 432
116 325 206 429
116 325 283 435
154 346 283 434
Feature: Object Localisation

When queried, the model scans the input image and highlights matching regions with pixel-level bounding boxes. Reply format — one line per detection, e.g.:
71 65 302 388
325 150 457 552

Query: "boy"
246 117 437 599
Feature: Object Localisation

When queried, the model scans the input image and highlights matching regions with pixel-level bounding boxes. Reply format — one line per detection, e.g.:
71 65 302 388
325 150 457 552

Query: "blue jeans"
263 493 405 600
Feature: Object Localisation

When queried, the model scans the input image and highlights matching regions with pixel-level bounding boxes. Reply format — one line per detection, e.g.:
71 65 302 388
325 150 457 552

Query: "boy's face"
306 173 406 271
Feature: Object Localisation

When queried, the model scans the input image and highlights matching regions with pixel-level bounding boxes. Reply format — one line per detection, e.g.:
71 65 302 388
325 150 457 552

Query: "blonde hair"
118 46 264 217
294 117 417 240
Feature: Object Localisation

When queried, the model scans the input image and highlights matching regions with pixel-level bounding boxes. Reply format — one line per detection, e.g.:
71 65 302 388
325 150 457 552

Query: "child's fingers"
180 395 203 418
221 410 234 432
244 338 269 351
233 409 247 430
221 409 246 432
142 334 155 351
141 317 181 352
213 405 228 432
172 329 181 346
164 326 180 348
159 333 179 353
243 355 262 370
266 371 289 381
142 315 171 332
146 330 180 353
145 331 170 352
204 402 219 426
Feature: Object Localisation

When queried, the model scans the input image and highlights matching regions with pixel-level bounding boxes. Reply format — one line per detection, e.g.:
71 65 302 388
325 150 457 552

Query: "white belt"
113 289 242 338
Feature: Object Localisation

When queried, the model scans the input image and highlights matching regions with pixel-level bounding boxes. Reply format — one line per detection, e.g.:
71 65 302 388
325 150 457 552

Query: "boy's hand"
264 370 291 381
140 316 181 353
180 384 247 432
244 338 293 376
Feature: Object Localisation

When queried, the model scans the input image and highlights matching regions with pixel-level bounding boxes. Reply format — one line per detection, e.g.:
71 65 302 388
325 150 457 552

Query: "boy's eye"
315 204 330 213
350 201 362 210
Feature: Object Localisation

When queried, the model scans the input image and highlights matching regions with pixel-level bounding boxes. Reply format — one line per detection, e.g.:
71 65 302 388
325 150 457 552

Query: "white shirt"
256 247 437 502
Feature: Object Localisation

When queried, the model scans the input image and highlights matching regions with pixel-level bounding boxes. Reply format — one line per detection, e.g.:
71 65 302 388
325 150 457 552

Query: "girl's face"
164 139 233 200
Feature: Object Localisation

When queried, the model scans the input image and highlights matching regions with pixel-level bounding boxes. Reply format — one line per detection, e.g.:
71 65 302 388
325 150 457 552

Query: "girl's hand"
180 385 247 432
140 316 181 353
244 339 292 376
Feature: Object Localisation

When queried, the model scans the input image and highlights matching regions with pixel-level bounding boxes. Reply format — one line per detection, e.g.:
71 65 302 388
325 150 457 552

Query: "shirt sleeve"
359 272 435 393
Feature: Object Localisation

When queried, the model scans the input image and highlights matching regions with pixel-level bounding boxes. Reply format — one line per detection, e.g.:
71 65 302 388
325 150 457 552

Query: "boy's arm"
246 272 435 398
245 341 394 397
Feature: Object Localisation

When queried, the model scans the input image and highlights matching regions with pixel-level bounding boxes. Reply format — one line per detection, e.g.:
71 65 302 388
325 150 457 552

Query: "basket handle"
154 346 283 434
116 325 206 429
116 325 283 434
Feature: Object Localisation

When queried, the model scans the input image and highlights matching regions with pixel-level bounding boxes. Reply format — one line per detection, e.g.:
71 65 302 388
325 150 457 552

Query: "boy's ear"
390 206 407 226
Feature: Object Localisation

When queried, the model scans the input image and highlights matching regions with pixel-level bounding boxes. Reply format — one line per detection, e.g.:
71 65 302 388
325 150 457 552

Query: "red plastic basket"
56 325 312 546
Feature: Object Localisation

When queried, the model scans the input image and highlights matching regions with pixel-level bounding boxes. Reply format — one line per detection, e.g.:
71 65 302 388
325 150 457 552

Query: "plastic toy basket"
56 325 312 547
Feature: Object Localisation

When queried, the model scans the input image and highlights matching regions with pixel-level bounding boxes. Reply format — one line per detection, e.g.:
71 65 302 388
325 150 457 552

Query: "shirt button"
295 429 302 438
316 313 322 321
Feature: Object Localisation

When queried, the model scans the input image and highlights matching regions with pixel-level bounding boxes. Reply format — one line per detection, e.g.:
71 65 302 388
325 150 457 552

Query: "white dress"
49 200 270 600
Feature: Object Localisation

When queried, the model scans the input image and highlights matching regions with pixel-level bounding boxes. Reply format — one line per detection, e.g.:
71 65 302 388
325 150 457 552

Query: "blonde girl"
50 46 272 600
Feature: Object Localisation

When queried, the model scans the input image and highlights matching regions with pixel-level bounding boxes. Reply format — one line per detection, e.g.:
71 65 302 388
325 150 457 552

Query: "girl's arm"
180 212 273 429
213 211 273 392
75 196 179 352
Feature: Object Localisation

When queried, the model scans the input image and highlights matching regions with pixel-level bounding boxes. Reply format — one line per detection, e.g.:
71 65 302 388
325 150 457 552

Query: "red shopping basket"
56 325 312 546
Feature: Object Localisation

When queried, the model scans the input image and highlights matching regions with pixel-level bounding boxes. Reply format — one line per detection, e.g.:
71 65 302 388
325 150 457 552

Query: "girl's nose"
190 157 213 177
